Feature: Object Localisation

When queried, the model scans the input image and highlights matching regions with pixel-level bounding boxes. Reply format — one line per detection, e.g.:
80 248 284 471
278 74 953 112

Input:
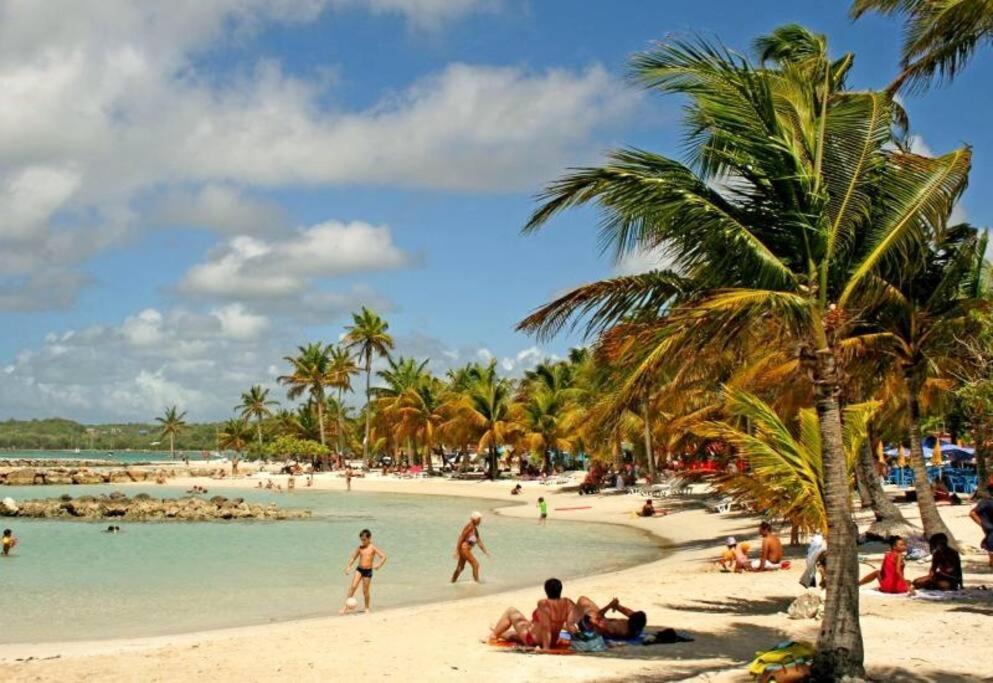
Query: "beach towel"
486 637 572 655
747 640 816 679
911 587 991 601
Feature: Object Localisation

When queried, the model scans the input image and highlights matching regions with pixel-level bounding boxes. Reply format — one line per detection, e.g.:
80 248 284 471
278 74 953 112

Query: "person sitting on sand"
720 537 750 573
451 512 489 583
2 528 17 556
860 536 914 595
265 479 274 489
487 578 575 650
751 522 785 571
511 484 522 496
639 500 667 517
571 596 647 641
913 533 963 591
256 481 264 489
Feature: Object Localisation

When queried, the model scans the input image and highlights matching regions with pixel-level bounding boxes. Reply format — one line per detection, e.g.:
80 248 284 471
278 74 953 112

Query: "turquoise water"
0 449 219 464
0 486 660 643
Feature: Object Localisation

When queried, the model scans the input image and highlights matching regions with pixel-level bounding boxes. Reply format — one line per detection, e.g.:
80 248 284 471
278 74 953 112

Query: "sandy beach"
0 473 989 682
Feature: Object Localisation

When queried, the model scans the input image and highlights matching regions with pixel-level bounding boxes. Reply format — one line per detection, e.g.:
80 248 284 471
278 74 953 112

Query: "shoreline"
2 475 990 682
0 475 672 657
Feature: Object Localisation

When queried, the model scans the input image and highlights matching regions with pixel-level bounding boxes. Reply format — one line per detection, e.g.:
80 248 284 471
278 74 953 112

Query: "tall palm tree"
278 343 332 448
328 345 359 460
375 356 430 464
515 387 578 474
852 0 993 92
156 405 187 460
394 377 450 473
459 363 520 479
861 224 987 542
344 308 394 464
218 418 253 472
236 385 278 447
518 26 969 678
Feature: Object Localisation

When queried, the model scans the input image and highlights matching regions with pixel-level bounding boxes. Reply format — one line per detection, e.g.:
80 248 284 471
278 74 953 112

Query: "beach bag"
747 640 816 680
570 629 608 653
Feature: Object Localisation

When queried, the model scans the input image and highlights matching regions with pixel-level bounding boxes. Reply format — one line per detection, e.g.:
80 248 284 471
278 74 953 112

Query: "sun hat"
726 536 737 546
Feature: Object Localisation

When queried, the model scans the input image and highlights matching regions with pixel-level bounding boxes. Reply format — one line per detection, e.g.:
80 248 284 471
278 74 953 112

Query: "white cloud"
151 184 287 236
613 245 674 275
0 0 635 309
212 303 270 340
180 221 410 299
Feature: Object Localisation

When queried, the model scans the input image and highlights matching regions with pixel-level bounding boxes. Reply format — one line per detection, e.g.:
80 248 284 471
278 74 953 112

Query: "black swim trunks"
356 566 373 578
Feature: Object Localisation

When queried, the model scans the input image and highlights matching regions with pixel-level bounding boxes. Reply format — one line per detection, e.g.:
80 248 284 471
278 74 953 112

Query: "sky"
0 0 990 423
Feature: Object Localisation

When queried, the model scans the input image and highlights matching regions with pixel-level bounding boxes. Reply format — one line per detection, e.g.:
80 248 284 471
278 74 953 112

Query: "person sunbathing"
860 536 914 595
571 596 647 640
487 578 575 650
912 533 963 591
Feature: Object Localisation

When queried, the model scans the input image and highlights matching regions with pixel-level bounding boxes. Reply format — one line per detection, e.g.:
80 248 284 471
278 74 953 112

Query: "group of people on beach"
487 578 647 651
720 522 787 573
859 533 964 594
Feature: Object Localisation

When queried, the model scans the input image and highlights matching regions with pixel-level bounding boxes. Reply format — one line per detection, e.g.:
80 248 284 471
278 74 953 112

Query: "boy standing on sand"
341 529 387 613
537 497 548 525
345 467 353 492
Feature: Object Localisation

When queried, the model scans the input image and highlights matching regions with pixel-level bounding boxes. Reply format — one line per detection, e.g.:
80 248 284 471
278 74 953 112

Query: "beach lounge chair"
709 497 735 513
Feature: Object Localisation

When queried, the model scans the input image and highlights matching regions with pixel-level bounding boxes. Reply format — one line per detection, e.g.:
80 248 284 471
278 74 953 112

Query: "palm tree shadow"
658 595 794 616
862 667 986 683
575 621 789 681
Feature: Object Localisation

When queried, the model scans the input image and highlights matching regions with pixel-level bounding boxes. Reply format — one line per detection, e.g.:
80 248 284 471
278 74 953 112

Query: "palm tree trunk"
336 387 346 464
169 433 175 460
488 443 498 480
642 399 657 485
810 347 864 680
974 421 990 500
857 438 913 539
316 396 326 448
906 385 956 543
363 355 372 465
256 421 263 448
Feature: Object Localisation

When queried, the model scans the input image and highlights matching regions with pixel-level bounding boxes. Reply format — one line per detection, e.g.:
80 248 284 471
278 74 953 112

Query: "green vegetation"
0 418 222 452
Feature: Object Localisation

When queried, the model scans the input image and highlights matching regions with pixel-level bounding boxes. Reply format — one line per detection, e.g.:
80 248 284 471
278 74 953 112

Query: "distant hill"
0 418 222 452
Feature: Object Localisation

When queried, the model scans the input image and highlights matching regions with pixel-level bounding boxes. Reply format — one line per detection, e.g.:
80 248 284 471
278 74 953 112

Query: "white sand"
0 473 989 682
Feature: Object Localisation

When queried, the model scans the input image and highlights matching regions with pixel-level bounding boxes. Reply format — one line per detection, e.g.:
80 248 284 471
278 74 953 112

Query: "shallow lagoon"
0 485 661 643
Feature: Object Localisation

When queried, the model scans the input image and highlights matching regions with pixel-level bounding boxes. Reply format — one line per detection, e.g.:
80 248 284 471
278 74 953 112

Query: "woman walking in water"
451 511 489 583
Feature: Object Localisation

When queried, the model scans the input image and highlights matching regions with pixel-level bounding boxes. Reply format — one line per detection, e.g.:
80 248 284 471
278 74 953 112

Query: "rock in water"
1 497 17 514
0 493 310 521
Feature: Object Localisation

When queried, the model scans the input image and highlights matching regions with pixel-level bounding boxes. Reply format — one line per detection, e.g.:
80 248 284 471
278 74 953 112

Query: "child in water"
2 528 18 556
341 529 387 613
537 497 548 525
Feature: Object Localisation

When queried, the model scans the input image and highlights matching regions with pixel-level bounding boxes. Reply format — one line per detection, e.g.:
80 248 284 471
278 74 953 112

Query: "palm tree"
278 343 332 449
518 26 970 677
328 345 359 461
458 363 520 479
852 0 993 92
702 389 878 535
515 387 578 474
861 224 988 542
236 385 278 448
156 405 187 460
394 378 450 473
218 418 252 472
344 308 394 465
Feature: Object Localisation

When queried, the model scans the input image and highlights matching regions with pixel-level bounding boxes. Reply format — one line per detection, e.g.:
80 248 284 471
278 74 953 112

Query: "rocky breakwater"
0 492 311 521
0 467 171 486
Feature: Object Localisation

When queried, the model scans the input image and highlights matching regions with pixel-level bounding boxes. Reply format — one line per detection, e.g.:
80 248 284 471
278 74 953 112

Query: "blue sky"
0 1 989 422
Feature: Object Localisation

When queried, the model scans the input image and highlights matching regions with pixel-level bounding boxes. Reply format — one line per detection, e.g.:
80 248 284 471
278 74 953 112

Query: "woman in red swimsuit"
859 536 913 594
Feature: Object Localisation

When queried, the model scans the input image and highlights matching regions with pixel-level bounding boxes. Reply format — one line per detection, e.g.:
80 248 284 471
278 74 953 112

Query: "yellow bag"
747 640 816 678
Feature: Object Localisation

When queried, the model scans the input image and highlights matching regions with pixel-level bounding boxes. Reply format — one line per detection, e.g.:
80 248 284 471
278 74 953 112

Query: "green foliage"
263 436 330 462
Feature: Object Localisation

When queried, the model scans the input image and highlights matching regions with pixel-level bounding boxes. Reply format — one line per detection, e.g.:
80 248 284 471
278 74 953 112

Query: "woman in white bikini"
451 511 489 583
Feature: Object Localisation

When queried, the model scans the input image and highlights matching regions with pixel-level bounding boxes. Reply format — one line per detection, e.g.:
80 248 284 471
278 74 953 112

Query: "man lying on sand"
571 596 647 640
487 578 575 650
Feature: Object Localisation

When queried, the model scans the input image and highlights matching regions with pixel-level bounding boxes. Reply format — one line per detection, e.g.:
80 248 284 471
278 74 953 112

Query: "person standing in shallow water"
341 529 387 613
452 511 489 583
